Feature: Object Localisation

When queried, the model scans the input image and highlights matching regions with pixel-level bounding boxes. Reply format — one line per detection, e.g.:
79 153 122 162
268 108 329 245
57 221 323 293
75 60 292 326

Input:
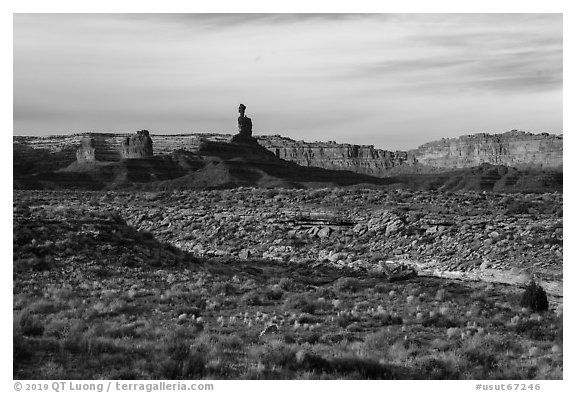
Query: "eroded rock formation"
15 129 563 178
412 130 562 169
258 135 417 177
121 130 153 159
231 104 258 144
76 137 96 163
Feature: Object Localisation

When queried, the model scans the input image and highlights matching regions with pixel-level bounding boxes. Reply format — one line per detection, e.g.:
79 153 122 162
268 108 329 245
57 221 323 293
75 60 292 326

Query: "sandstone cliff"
412 130 562 169
257 135 417 177
14 130 563 178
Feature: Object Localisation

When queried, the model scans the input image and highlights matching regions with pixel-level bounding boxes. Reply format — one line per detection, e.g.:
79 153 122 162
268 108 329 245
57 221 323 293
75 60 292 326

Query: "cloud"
13 13 562 149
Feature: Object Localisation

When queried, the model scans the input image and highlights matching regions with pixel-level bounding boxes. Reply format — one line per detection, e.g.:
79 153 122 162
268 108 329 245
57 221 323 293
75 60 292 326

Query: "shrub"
241 291 263 306
520 280 549 312
333 277 362 293
297 332 322 345
263 287 284 301
330 357 403 379
334 314 358 328
461 347 498 370
13 334 32 363
211 282 237 296
513 319 556 341
363 329 391 350
412 357 459 379
422 314 460 328
17 311 45 337
283 293 317 314
278 277 295 291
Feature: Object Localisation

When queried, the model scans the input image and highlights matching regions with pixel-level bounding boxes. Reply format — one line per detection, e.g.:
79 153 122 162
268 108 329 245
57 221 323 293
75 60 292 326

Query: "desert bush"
520 280 549 312
277 277 295 291
263 287 284 301
319 332 346 344
297 332 322 345
513 319 556 341
461 347 498 370
296 313 322 324
330 357 404 379
422 314 460 328
377 313 403 326
333 277 362 293
283 293 318 314
374 283 390 293
363 329 392 350
17 310 45 336
13 333 32 363
412 356 460 379
44 318 72 339
160 343 206 379
241 291 263 306
211 281 237 296
334 314 358 328
23 299 62 315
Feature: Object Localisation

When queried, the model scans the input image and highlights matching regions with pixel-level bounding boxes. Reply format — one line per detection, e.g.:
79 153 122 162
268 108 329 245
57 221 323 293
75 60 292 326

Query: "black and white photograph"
12 8 564 384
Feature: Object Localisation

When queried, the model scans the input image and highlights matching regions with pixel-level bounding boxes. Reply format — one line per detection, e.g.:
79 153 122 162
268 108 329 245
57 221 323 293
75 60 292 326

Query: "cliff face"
257 135 417 177
413 131 562 169
14 130 562 178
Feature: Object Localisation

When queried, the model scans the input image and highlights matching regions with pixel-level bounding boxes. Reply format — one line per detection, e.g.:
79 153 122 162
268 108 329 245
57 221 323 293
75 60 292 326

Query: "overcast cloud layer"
13 13 562 149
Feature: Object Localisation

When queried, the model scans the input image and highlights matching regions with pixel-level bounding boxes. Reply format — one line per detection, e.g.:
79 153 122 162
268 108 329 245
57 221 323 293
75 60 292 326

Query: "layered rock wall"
257 135 416 176
413 131 562 169
14 130 563 174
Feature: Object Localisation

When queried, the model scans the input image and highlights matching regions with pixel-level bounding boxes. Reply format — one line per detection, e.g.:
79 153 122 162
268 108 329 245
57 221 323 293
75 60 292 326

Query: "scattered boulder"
239 249 251 260
259 323 279 338
317 227 332 239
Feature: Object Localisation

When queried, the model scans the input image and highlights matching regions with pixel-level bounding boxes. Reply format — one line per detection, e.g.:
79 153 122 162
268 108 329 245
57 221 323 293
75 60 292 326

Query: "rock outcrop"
121 130 153 159
257 135 417 177
14 130 563 179
76 137 96 163
412 130 562 169
231 104 258 145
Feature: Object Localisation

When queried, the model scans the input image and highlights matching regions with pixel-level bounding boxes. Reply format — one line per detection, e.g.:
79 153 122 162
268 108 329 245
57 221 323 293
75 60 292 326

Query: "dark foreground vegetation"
13 189 563 379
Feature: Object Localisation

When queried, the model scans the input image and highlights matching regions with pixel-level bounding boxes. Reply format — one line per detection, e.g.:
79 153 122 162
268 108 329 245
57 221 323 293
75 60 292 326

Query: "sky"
13 13 562 150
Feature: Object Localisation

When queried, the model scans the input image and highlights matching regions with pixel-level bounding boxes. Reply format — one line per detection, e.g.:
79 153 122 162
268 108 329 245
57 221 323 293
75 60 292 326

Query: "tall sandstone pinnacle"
231 104 258 145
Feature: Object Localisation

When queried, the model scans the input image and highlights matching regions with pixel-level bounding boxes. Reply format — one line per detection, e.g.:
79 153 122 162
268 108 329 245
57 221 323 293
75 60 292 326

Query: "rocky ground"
117 188 562 295
13 189 563 379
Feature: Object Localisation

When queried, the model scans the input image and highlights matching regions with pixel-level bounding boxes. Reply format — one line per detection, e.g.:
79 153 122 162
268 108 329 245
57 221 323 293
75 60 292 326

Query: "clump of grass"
278 277 300 291
333 277 362 293
513 319 557 341
13 333 33 363
241 290 263 306
412 356 460 379
283 293 318 314
263 286 284 301
334 314 359 328
363 329 392 350
520 280 549 312
16 310 45 337
211 281 237 296
422 314 460 328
